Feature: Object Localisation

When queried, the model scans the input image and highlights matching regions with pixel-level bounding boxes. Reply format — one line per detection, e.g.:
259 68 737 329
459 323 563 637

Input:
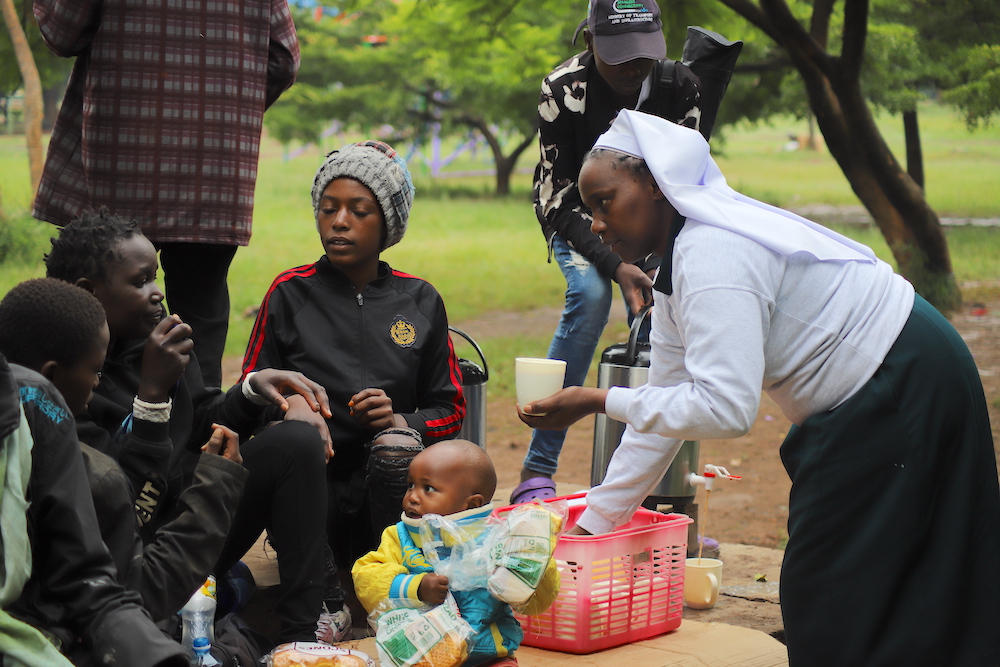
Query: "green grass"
714 101 1000 218
2 100 998 400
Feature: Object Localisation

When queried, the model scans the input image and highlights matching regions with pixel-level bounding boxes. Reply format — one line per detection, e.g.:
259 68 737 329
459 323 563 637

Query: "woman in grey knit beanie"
244 137 465 640
311 140 415 250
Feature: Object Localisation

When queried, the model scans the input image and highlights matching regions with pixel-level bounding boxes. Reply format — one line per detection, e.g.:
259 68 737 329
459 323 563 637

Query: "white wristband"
132 396 172 423
242 372 271 406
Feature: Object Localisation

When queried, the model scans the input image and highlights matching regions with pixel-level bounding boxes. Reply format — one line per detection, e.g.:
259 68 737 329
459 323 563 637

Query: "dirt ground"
222 297 1000 551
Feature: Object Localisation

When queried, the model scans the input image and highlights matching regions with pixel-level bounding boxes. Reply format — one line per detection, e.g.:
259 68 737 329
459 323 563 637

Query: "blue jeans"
523 236 612 477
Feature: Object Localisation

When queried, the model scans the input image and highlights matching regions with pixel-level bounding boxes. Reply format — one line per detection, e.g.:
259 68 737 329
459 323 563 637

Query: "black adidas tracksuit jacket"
242 257 465 476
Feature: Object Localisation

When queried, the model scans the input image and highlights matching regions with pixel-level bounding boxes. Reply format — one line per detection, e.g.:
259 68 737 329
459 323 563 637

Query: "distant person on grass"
241 141 466 630
515 0 706 504
0 278 247 625
44 208 336 644
521 110 1000 666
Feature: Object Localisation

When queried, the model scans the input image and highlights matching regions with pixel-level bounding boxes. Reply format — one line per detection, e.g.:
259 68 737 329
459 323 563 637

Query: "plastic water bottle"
190 636 220 667
180 576 217 656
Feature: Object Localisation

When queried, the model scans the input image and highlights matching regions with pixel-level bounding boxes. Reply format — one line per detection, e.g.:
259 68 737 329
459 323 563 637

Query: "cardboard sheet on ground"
338 620 788 667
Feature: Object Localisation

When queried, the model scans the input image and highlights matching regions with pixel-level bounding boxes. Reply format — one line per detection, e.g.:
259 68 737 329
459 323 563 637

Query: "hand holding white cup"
515 358 566 416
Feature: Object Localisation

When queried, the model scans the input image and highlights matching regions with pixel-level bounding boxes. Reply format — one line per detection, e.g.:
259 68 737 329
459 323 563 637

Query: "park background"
1 0 999 549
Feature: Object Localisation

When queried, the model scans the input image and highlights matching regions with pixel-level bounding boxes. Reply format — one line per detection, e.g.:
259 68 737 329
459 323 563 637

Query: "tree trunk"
492 133 535 196
803 66 959 311
460 116 536 195
719 0 960 312
903 109 924 190
43 77 69 132
1 0 45 203
494 154 513 196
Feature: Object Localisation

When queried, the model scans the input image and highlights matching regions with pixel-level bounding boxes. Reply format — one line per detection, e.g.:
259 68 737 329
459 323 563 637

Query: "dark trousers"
156 242 238 388
780 295 1000 666
215 421 328 643
325 444 423 612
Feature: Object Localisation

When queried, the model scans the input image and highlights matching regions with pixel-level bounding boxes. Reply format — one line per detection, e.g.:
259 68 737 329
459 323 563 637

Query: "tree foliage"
712 0 987 310
269 0 582 193
1 0 44 200
0 0 71 97
870 0 1000 127
942 44 1000 129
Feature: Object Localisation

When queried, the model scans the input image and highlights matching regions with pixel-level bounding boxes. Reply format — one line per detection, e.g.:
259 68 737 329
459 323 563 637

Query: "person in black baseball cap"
516 0 705 508
573 0 667 66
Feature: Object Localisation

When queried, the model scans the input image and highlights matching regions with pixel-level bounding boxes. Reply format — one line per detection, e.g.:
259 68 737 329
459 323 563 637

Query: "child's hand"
349 388 406 431
201 423 242 465
138 314 193 403
418 573 450 606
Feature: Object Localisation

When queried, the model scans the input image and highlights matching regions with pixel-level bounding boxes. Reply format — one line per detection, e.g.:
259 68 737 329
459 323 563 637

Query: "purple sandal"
509 476 557 505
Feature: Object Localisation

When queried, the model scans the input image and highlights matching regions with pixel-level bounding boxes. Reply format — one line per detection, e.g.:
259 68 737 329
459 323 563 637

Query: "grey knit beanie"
311 140 415 250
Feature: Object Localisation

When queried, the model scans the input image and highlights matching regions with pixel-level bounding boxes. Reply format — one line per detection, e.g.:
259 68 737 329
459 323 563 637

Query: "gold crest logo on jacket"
390 315 417 348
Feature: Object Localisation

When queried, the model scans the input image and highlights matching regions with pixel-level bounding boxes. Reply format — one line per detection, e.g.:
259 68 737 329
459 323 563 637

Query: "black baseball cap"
572 0 667 66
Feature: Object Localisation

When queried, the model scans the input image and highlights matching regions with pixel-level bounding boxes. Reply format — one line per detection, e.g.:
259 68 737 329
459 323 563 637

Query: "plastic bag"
416 500 567 599
417 514 492 591
371 594 473 667
485 500 567 608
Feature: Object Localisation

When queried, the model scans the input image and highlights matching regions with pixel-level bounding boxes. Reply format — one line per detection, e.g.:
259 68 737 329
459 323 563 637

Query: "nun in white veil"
519 109 1000 665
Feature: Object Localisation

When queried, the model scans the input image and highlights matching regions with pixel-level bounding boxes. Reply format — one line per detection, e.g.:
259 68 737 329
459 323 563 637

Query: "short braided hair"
0 278 107 369
45 207 142 283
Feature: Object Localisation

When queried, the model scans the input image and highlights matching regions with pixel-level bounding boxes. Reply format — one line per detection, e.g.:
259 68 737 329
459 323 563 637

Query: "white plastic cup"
515 358 566 415
684 557 723 609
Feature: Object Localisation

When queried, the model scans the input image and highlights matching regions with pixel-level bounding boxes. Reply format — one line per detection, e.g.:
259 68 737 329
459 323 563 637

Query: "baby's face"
403 451 476 519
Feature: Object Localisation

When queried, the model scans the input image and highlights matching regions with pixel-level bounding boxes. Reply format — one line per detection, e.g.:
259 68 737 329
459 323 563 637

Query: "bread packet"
265 641 375 666
486 501 565 606
372 594 472 667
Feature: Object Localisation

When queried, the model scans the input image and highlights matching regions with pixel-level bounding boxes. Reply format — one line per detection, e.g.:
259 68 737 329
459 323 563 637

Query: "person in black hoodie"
1 352 187 665
0 277 248 624
44 208 335 643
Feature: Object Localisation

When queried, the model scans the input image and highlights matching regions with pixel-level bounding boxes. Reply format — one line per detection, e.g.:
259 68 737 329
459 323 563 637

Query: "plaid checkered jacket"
32 0 300 245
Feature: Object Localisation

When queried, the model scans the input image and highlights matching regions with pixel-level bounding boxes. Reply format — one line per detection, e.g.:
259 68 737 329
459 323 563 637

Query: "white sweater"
578 220 914 534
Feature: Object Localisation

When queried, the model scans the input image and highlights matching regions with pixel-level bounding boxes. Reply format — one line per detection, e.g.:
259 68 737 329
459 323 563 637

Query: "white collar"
399 502 496 529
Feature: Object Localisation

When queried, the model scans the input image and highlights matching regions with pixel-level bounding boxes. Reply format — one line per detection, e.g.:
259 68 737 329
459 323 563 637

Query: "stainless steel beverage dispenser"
592 305 701 553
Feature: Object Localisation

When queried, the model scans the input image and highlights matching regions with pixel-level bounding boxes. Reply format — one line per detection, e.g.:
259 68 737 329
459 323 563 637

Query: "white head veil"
592 109 876 264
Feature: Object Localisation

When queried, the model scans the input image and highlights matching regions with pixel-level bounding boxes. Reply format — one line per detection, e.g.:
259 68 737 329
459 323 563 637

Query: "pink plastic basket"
494 493 692 654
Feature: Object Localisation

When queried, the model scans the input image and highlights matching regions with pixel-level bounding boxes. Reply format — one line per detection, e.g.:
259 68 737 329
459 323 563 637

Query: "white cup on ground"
515 358 566 415
684 557 723 609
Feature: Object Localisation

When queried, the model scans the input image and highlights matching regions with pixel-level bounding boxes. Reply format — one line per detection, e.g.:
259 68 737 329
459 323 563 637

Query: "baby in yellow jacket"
352 438 559 666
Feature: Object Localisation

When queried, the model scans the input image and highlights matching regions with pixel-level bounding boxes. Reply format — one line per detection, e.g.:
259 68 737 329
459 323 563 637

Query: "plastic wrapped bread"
487 504 563 605
267 642 375 667
374 594 471 667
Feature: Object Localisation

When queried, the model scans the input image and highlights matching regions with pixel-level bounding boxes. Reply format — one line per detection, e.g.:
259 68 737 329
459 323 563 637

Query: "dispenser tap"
688 464 741 492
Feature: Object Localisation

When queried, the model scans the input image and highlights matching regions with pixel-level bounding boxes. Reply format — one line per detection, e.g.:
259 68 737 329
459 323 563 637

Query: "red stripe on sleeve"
425 332 467 437
240 263 316 380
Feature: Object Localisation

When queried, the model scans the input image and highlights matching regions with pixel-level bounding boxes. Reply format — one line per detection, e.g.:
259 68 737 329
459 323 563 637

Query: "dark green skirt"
780 295 1000 666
